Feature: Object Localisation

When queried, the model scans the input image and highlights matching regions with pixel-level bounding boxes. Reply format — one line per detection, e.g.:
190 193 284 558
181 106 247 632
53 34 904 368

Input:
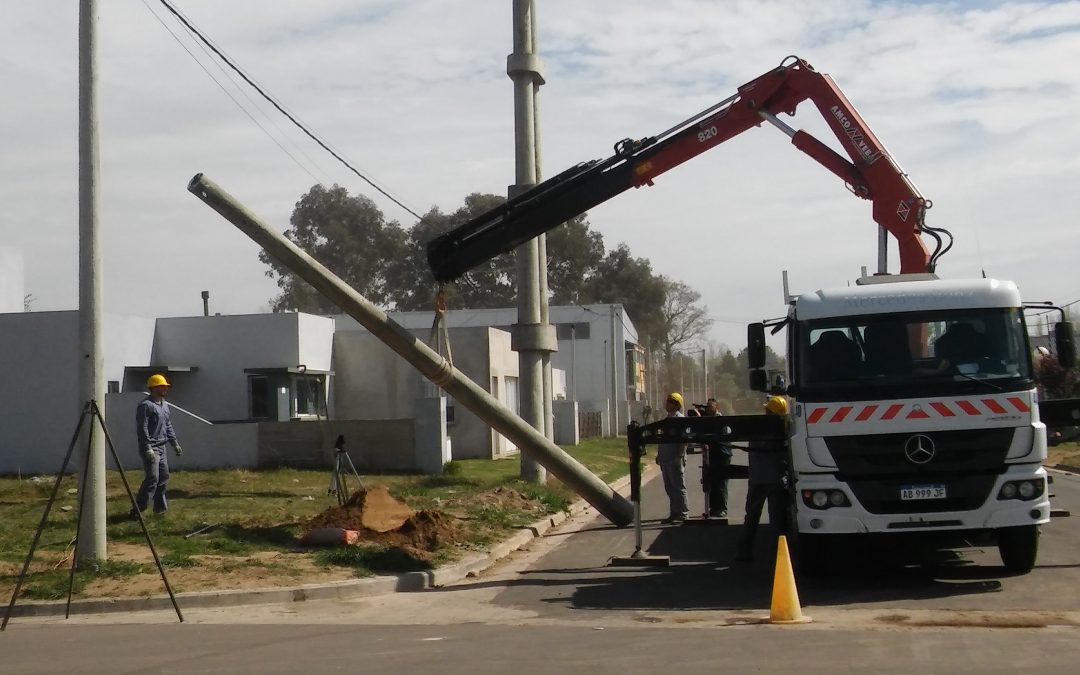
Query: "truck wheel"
997 525 1039 573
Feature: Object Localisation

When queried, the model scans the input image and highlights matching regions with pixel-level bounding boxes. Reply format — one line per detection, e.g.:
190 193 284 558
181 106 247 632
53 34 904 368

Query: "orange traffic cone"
769 535 812 624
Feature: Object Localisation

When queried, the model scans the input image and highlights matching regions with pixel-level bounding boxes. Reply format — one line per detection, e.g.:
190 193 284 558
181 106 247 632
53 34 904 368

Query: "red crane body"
427 57 945 283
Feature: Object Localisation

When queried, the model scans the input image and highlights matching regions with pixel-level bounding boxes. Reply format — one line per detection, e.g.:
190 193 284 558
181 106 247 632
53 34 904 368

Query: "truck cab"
761 275 1050 573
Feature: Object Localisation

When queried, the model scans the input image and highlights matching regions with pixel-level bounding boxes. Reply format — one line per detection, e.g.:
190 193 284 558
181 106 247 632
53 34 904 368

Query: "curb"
5 472 637 619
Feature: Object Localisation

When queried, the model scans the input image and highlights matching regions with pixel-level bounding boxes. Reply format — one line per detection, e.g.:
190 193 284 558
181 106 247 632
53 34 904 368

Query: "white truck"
748 274 1059 573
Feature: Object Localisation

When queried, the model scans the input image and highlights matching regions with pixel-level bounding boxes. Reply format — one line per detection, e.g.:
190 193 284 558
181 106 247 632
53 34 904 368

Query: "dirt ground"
2 485 530 601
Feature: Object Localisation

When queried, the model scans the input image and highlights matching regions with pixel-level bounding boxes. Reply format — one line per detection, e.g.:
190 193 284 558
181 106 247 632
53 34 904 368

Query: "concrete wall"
0 247 24 313
0 311 155 475
104 392 259 471
333 326 517 460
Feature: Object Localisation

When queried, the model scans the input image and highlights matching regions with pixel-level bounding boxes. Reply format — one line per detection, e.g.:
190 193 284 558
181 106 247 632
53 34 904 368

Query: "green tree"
584 244 667 347
655 279 712 362
545 215 605 305
260 184 406 313
391 193 516 311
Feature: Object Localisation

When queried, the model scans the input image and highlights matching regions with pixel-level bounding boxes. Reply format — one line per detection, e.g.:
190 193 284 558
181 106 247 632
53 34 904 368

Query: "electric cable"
142 0 326 187
155 0 425 222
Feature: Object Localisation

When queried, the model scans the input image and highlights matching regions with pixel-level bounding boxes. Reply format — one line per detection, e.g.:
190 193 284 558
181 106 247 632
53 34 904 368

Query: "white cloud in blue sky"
1 0 1077 350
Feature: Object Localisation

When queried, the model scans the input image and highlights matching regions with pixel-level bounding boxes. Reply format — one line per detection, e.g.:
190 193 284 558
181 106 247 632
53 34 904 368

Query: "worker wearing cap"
132 374 183 518
656 392 689 524
735 395 790 562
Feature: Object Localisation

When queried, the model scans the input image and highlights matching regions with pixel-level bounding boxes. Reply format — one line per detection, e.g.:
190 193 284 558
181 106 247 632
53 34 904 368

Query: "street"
4 453 1080 673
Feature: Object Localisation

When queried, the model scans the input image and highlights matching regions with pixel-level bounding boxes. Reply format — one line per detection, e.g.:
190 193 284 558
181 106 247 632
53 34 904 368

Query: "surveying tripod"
2 400 182 630
327 434 365 506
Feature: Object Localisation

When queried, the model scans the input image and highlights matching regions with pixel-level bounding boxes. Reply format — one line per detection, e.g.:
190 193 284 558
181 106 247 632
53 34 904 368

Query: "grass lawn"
0 436 630 601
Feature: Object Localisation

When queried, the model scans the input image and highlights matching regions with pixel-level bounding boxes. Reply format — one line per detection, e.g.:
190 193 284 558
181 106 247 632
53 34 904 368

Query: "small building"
345 303 644 435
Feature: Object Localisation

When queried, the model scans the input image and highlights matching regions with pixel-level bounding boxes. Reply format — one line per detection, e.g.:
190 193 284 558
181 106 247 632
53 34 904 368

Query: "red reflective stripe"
930 402 955 417
855 405 878 422
956 400 981 416
906 407 930 419
1007 396 1030 413
881 404 903 420
982 399 1007 414
807 408 827 424
829 406 853 423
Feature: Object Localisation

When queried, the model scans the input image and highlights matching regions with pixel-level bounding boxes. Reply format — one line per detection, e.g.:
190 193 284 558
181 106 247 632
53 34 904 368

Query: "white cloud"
1 0 1077 351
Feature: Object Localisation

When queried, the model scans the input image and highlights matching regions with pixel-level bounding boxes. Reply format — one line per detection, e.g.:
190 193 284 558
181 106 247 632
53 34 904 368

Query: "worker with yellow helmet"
131 374 183 519
735 395 790 562
657 392 689 523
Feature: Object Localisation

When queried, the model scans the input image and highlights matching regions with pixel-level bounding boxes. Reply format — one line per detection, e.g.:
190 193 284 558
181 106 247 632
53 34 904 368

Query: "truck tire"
997 525 1039 573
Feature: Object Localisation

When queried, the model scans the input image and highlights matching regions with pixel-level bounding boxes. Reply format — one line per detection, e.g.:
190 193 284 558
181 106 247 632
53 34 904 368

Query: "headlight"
1000 483 1018 499
829 490 847 506
812 491 829 507
1018 481 1036 499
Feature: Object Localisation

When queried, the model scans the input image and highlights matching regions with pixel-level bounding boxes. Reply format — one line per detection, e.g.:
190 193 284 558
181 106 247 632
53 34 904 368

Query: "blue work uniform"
656 410 688 521
134 396 177 514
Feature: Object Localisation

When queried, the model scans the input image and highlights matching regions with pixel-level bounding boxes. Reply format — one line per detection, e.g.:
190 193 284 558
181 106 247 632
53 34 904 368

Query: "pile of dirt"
306 485 462 555
470 486 544 512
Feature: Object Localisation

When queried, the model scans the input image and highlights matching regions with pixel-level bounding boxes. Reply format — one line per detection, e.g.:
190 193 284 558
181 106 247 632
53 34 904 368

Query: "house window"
249 375 270 419
503 376 520 415
293 374 326 416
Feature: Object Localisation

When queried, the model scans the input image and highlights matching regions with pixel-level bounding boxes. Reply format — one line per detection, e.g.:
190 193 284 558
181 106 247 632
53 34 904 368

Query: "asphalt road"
4 452 1079 673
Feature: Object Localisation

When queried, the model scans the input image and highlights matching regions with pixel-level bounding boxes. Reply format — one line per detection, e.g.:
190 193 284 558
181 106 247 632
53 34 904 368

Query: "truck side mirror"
748 323 766 369
749 368 768 392
1056 322 1076 368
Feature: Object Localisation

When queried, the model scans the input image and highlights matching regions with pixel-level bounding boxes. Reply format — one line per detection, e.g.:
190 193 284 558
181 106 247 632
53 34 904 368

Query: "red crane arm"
427 57 940 283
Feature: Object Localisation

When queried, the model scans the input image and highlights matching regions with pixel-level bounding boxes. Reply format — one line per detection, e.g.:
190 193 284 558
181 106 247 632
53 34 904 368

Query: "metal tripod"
327 434 365 506
2 400 182 630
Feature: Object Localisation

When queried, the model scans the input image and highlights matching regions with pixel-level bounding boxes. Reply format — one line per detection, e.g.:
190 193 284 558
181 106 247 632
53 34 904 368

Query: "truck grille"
823 428 1014 513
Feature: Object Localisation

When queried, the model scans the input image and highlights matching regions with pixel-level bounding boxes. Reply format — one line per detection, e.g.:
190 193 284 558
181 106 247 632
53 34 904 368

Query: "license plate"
900 485 947 500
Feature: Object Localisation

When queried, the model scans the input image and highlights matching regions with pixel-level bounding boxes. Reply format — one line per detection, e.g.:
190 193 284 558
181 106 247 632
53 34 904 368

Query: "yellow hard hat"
764 396 788 415
147 374 171 389
667 392 684 408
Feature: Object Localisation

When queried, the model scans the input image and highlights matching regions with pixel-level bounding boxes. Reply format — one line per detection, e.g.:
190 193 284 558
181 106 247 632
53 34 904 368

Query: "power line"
155 0 425 222
142 0 326 187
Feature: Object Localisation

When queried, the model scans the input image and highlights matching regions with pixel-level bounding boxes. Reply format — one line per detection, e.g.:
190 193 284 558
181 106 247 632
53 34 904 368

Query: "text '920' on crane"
426 56 953 283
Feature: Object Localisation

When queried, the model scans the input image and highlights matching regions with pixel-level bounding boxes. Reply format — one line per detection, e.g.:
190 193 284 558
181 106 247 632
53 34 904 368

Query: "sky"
2 0 1079 354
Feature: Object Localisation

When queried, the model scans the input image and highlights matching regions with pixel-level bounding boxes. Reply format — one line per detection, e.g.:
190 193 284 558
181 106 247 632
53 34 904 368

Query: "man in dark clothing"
735 396 790 562
132 374 183 518
701 398 732 518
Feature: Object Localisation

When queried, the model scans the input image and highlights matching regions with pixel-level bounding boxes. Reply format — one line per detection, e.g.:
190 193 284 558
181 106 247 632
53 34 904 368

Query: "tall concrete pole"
508 0 554 482
187 174 633 527
76 0 107 564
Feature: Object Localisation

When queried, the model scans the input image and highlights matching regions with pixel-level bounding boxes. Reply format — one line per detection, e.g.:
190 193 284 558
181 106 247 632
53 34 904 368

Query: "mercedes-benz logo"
904 434 936 464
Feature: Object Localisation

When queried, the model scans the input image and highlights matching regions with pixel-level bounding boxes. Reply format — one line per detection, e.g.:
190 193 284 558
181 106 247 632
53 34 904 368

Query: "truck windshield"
796 307 1032 398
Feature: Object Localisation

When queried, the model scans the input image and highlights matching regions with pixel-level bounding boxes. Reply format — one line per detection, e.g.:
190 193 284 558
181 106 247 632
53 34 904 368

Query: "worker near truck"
657 392 689 524
131 374 183 518
735 396 790 562
702 398 731 518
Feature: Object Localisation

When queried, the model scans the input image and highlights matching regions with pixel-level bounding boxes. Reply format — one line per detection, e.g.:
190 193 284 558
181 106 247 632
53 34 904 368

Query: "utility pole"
76 0 106 564
509 0 554 483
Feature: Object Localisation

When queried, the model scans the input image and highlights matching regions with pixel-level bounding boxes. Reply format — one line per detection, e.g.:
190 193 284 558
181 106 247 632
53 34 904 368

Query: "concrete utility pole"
508 0 555 483
76 0 106 564
187 174 633 527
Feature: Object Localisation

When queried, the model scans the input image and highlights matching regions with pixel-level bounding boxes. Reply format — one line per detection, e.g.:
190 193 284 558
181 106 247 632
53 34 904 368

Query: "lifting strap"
429 288 453 368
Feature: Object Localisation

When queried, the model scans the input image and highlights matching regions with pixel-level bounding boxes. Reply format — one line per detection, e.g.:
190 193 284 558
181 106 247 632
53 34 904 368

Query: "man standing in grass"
131 374 183 518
